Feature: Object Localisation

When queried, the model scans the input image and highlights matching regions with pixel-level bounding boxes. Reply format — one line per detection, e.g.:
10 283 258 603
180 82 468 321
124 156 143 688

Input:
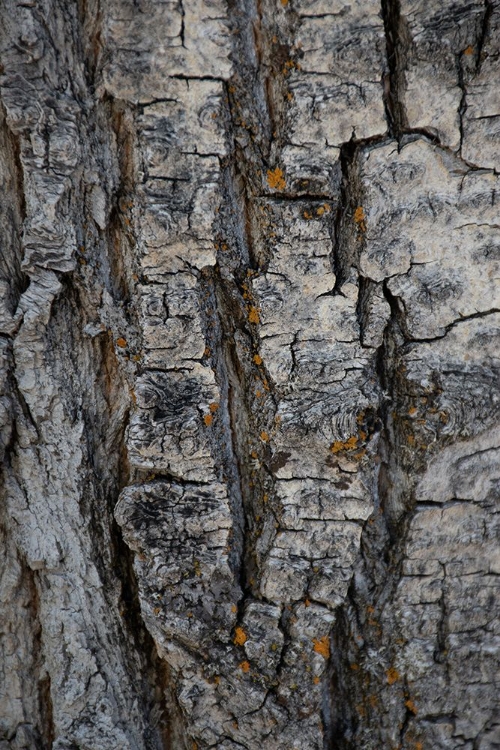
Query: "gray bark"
0 0 499 748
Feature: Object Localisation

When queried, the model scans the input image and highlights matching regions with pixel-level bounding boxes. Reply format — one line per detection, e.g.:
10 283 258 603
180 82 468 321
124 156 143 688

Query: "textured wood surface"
0 0 499 748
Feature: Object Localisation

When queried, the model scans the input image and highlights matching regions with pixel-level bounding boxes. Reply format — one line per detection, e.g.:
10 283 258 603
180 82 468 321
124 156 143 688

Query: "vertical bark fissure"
212 0 283 612
380 0 410 136
328 138 414 746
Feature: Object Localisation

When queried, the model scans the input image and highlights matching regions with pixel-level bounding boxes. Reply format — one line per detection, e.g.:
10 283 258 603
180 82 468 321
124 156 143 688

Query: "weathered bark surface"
0 1 499 748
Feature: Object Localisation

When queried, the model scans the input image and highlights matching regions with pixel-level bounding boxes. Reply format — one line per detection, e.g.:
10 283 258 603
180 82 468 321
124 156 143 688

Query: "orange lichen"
203 414 213 427
260 431 270 442
304 598 311 607
303 209 313 220
116 337 127 348
239 660 251 673
464 45 474 55
234 626 247 646
313 675 321 685
350 663 359 671
408 406 418 416
281 0 288 5
253 354 263 365
312 636 330 659
386 667 400 685
248 306 260 324
267 167 286 191
354 206 367 233
209 402 220 413
330 436 358 454
356 703 367 718
231 604 238 613
405 698 418 714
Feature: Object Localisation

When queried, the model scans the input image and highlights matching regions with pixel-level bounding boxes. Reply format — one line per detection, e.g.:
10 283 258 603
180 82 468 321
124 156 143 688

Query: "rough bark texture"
0 1 499 748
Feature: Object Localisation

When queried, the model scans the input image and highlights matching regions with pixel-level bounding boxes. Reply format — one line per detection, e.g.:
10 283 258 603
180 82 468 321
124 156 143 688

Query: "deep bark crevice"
380 0 410 136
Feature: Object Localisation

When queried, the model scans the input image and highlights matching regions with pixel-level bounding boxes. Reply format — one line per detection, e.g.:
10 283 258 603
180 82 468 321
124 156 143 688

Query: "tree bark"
1 1 499 748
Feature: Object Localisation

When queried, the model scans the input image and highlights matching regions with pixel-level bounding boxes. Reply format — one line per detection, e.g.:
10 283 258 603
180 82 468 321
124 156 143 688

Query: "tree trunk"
1 1 499 748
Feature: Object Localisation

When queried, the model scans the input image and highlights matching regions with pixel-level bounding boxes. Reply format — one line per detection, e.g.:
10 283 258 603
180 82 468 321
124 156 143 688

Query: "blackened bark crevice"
380 0 410 136
329 139 416 745
476 0 494 74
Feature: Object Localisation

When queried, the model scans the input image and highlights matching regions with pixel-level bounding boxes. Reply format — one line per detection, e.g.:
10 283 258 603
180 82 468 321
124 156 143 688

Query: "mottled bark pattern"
0 0 499 749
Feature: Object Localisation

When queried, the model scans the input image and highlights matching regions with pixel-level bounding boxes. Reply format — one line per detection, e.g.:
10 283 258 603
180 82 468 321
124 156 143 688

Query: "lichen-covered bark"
0 1 499 748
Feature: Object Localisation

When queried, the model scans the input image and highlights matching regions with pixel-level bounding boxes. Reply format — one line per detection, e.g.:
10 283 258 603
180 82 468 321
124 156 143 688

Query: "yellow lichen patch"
267 167 286 191
330 436 358 454
408 406 418 416
316 205 325 217
350 663 359 671
203 414 213 427
313 675 321 685
239 660 251 673
116 337 127 348
253 354 263 365
354 206 367 233
260 431 270 442
405 698 418 714
303 209 313 220
312 636 330 659
209 402 219 413
234 626 247 646
248 306 260 324
386 667 400 685
464 45 474 55
415 743 423 750
231 604 238 613
193 559 202 577
304 598 311 607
